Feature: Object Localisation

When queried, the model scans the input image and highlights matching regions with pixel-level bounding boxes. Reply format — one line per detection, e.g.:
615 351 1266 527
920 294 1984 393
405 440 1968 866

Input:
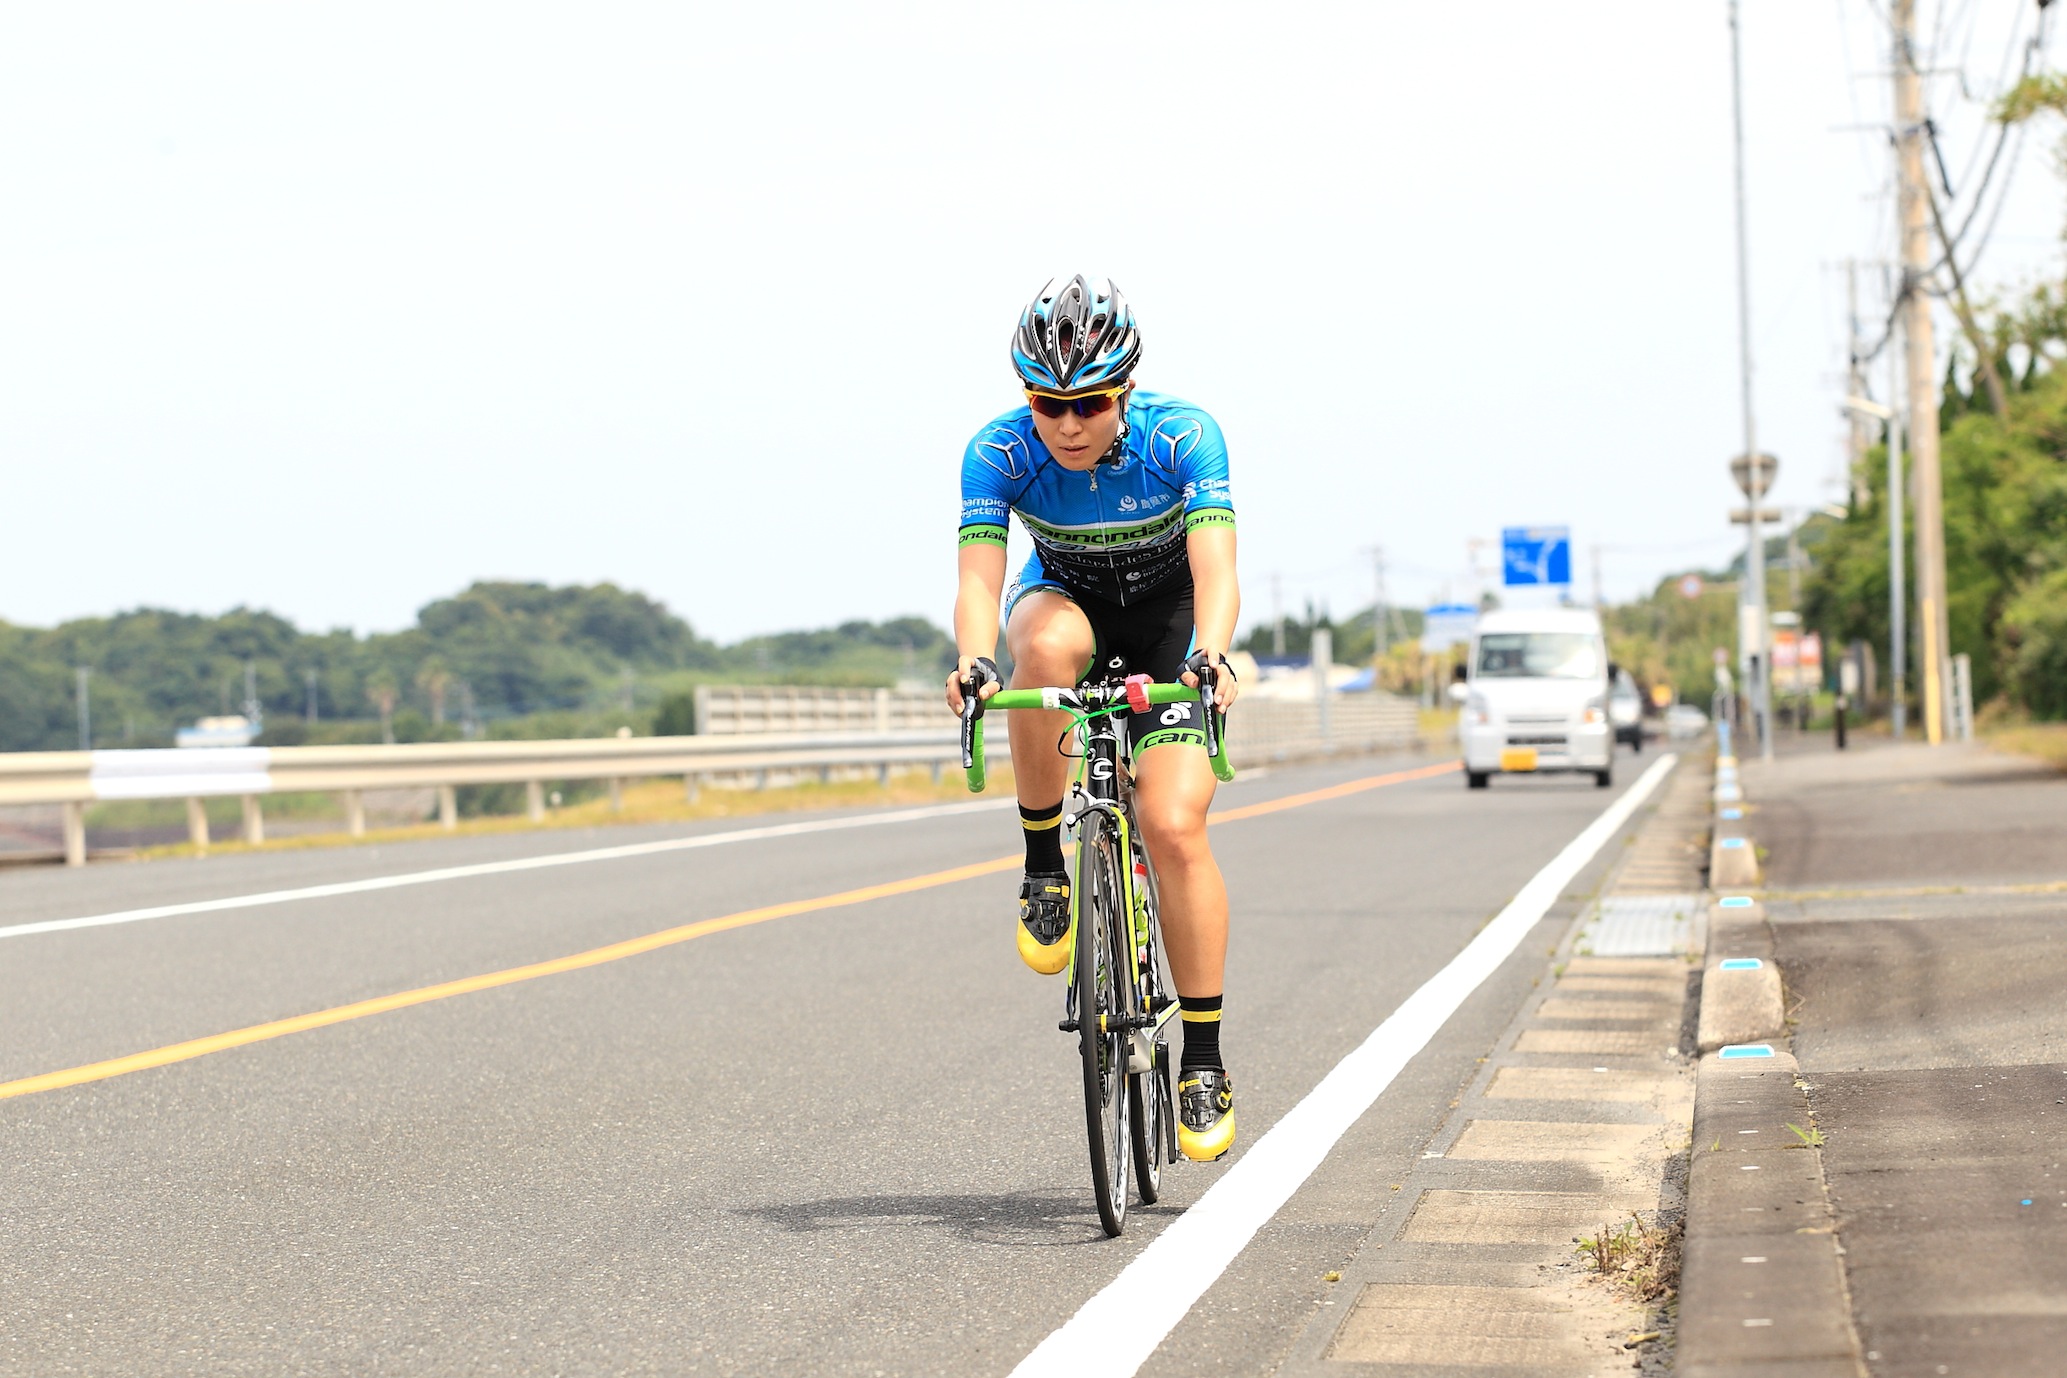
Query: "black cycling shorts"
1008 578 1206 755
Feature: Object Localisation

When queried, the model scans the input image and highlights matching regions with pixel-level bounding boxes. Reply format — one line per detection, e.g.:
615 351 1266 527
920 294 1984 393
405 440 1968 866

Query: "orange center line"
0 759 1457 1101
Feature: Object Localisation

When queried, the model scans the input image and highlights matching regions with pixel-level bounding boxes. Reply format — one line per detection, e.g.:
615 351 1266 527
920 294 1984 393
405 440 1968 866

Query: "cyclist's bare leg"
1003 591 1095 815
1134 744 1226 998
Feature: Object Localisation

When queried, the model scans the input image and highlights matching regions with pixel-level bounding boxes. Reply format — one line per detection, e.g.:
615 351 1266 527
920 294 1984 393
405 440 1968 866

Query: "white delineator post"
61 803 86 868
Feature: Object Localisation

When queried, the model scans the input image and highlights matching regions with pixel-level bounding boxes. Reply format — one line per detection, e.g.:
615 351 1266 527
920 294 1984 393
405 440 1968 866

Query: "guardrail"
0 690 1426 867
0 731 986 867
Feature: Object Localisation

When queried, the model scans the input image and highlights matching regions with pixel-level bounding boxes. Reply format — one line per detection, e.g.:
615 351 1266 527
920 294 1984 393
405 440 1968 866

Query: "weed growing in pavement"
1577 1212 1682 1303
1785 1121 1827 1148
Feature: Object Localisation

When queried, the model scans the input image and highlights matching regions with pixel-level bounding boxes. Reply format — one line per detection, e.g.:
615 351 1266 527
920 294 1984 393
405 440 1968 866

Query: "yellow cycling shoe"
1176 1067 1236 1162
1016 871 1074 975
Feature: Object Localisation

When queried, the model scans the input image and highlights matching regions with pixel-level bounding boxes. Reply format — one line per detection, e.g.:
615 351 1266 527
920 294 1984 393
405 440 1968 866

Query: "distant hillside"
0 582 954 752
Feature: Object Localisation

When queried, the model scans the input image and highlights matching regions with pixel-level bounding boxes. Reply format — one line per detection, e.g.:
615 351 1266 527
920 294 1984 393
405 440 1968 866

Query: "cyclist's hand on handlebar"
946 655 1003 714
1179 650 1240 711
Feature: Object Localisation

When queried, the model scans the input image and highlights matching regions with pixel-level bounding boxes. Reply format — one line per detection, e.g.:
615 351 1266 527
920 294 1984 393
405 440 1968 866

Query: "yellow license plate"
1500 747 1539 772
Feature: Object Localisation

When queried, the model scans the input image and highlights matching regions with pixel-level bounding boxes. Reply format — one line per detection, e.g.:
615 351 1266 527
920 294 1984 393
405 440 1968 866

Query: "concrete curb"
1677 1050 1862 1377
1679 747 1866 1377
1697 899 1784 1054
1710 834 1761 888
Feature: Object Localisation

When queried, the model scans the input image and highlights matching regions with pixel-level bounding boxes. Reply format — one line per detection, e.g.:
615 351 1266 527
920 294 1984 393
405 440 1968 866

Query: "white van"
1452 607 1615 789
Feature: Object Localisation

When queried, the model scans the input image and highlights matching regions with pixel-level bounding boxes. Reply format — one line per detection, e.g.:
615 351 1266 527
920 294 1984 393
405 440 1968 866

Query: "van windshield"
1475 632 1601 680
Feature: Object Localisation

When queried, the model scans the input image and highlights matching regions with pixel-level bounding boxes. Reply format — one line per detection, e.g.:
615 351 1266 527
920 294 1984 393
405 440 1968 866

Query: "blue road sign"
1501 526 1571 587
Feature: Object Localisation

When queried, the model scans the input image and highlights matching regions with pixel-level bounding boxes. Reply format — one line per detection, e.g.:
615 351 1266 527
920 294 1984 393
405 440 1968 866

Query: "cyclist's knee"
1007 602 1092 681
1139 799 1211 862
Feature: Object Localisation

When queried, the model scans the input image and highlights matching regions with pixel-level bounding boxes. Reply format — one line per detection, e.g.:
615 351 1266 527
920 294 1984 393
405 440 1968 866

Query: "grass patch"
1985 719 2067 772
131 767 1013 862
1417 706 1458 742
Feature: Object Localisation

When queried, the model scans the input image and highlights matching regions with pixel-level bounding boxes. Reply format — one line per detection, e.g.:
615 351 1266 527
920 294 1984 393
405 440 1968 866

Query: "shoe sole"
1178 1113 1236 1162
1017 922 1073 976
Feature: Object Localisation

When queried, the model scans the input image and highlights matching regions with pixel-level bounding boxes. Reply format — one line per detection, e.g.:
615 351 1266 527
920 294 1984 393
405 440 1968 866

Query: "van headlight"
1466 693 1490 726
1582 695 1607 725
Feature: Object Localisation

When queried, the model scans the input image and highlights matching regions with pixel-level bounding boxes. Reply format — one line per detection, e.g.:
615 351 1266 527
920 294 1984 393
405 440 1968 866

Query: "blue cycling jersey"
958 390 1234 607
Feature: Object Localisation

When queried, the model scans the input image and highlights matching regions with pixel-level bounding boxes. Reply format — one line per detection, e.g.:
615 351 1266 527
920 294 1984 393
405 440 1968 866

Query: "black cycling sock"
1020 801 1065 874
1179 995 1223 1073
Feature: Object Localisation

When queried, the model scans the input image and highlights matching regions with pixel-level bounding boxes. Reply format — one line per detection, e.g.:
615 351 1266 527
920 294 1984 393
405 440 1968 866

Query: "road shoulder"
1266 752 1710 1377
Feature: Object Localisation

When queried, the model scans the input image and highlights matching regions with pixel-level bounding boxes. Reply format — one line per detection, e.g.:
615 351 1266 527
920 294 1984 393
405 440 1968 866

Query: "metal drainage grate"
1580 893 1704 957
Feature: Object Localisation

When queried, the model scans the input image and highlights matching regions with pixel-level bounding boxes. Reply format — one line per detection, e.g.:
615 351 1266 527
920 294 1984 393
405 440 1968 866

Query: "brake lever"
959 682 982 769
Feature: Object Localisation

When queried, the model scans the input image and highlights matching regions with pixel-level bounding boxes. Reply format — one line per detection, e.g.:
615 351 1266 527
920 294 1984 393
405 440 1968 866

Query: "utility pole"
1887 331 1909 740
75 667 91 751
1846 260 1872 510
1369 548 1390 664
305 668 319 724
1271 572 1285 657
1590 543 1604 612
1785 510 1802 612
1728 0 1774 763
1894 0 1950 744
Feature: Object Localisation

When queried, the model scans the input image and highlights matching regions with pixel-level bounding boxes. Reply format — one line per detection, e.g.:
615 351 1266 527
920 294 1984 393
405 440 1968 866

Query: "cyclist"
944 275 1242 1163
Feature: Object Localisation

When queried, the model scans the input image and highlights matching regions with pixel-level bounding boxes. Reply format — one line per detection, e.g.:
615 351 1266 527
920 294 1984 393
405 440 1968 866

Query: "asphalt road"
0 749 1662 1376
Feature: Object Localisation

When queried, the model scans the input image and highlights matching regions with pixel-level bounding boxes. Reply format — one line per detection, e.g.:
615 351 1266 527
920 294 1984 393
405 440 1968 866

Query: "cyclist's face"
1030 384 1129 470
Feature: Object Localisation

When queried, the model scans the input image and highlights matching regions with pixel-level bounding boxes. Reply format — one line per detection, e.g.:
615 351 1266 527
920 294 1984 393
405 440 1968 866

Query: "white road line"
1010 752 1680 1378
0 798 1017 942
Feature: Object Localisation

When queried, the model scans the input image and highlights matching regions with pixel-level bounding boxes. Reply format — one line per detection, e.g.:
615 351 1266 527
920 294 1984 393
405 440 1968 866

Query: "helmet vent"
1010 274 1140 392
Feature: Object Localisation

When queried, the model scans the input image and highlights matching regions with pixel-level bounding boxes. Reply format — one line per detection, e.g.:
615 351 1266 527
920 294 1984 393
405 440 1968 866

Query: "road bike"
959 664 1232 1236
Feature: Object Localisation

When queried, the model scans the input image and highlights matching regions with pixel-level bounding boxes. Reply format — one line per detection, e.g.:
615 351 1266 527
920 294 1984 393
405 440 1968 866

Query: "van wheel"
1594 768 1613 788
1466 771 1489 790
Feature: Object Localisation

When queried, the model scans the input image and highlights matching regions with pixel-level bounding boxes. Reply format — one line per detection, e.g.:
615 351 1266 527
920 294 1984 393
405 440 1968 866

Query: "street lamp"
1729 451 1778 761
1840 394 1906 739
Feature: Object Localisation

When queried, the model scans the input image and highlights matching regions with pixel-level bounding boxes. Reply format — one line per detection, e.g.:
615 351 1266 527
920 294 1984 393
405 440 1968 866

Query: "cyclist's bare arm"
946 541 1008 713
1181 525 1241 711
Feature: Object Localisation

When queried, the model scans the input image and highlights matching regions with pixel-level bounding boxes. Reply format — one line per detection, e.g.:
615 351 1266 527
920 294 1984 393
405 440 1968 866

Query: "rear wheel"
1074 824 1132 1236
1466 771 1489 789
1595 767 1613 788
1129 1038 1170 1205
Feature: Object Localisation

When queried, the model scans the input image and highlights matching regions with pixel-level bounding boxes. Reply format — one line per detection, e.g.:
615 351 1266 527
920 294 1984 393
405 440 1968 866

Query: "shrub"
652 692 697 737
2002 569 2067 719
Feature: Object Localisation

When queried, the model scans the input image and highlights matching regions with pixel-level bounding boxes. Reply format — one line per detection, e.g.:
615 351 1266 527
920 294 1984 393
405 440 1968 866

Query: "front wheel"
1594 767 1613 788
1075 825 1133 1236
1466 771 1489 790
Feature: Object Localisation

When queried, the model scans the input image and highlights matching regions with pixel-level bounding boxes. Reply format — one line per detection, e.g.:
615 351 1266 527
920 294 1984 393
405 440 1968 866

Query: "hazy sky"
3 3 2060 643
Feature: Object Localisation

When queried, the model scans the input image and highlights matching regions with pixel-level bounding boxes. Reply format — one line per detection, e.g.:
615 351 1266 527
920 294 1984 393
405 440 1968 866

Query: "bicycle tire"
1127 834 1170 1205
1075 821 1133 1237
1129 1040 1170 1205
